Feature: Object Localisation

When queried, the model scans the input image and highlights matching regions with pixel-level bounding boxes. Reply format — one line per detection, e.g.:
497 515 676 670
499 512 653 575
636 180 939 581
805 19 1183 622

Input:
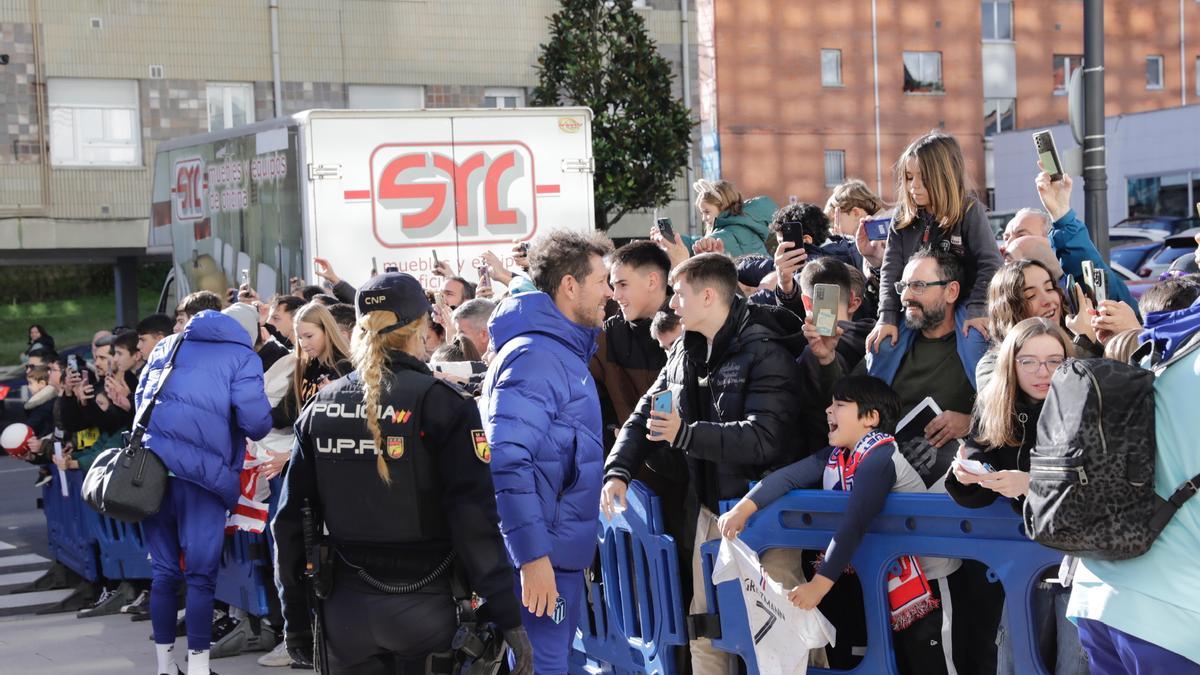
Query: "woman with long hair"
272 273 530 673
946 317 1088 674
867 131 1003 353
976 259 1100 390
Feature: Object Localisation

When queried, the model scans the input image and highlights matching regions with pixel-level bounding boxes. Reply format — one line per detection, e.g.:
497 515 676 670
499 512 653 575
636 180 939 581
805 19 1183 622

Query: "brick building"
0 0 700 275
701 0 1200 212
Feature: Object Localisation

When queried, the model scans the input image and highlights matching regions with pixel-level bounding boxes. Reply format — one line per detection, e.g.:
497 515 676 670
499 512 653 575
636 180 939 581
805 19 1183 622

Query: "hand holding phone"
812 283 840 337
1033 130 1063 182
953 458 996 476
649 390 673 440
655 217 676 244
863 217 891 242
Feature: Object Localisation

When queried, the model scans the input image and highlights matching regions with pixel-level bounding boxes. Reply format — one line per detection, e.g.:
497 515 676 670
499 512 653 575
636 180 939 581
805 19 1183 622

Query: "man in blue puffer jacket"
137 307 272 675
481 230 613 675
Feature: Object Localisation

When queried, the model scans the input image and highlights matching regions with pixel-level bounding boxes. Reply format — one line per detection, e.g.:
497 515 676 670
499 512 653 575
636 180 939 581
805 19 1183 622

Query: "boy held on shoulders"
718 376 961 674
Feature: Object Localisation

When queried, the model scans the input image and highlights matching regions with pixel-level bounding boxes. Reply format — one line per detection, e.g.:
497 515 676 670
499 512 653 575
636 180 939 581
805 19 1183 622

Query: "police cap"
355 273 432 335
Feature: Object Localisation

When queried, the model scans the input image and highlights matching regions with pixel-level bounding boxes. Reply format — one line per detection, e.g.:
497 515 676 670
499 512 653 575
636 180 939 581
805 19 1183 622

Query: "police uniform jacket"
273 350 522 632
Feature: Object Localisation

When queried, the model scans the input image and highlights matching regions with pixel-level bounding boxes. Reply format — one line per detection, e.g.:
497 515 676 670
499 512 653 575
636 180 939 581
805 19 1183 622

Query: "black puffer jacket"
606 297 804 513
945 395 1043 513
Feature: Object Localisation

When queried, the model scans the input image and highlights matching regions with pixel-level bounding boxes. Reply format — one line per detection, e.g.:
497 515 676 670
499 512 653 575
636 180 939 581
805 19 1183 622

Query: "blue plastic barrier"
700 491 1063 675
570 481 688 675
87 509 153 580
41 470 100 582
214 530 272 617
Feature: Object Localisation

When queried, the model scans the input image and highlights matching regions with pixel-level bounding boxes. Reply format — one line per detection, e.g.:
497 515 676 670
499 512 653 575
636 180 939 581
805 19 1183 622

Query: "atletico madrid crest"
472 430 491 464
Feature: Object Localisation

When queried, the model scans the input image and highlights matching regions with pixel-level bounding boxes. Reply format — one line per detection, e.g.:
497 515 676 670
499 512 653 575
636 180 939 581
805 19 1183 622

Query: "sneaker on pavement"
257 641 292 667
76 584 134 618
120 589 149 613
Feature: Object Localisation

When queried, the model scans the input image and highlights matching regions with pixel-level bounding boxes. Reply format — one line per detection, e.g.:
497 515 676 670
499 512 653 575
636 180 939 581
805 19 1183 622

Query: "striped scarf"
823 431 939 631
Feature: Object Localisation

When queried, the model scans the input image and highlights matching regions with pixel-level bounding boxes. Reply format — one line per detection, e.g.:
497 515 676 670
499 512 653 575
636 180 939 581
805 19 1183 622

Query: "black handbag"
82 337 184 523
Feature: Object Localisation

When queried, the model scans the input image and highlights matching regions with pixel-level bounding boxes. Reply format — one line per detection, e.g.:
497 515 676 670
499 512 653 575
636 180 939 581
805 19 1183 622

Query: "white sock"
186 649 209 675
154 642 176 674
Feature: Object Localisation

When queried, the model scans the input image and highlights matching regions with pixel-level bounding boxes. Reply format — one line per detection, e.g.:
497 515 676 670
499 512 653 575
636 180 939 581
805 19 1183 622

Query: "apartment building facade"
0 0 700 266
701 0 1200 212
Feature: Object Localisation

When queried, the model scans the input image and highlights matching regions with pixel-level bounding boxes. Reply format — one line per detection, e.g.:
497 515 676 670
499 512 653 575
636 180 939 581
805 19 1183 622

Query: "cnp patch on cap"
472 430 491 464
355 273 432 329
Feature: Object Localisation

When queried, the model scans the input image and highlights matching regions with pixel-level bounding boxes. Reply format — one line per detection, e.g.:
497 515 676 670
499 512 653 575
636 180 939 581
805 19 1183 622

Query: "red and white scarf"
822 431 939 631
225 441 271 534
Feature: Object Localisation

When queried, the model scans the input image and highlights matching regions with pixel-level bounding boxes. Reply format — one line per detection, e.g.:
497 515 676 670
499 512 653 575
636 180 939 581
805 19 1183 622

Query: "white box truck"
149 107 595 309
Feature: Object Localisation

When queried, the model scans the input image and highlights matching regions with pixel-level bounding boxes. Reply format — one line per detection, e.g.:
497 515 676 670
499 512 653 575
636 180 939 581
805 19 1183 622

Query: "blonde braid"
351 311 427 484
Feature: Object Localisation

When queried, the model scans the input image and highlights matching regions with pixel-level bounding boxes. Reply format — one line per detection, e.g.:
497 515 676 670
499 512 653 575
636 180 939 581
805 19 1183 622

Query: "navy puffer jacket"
481 292 603 571
136 311 272 508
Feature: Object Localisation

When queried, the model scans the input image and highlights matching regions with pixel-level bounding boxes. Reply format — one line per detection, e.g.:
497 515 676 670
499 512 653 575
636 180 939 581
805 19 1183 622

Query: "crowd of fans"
6 127 1200 675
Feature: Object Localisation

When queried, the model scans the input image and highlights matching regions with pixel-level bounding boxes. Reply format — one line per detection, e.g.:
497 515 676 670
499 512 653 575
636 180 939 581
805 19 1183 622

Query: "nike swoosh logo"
581 376 589 386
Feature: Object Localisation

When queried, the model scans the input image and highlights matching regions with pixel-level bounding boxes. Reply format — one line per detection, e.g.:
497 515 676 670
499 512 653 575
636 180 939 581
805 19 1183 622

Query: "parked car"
1109 227 1169 245
1138 227 1200 280
1112 216 1200 237
1110 241 1165 277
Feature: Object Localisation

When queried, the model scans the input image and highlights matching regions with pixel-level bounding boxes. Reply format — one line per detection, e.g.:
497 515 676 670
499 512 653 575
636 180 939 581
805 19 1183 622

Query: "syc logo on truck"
345 141 560 249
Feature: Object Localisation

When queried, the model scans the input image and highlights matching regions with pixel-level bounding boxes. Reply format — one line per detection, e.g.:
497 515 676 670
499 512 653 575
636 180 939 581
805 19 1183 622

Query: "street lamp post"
1083 0 1109 263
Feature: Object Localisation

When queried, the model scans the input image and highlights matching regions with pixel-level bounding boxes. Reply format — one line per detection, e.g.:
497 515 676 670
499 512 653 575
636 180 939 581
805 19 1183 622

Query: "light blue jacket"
864 304 989 391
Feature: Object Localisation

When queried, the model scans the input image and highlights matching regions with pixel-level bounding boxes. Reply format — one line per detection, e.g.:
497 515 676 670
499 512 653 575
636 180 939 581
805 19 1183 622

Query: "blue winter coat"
1050 209 1140 319
136 311 272 509
481 292 603 571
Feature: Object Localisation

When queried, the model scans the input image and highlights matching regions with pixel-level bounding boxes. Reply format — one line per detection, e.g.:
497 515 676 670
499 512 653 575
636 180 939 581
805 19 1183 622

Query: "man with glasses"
819 247 988 487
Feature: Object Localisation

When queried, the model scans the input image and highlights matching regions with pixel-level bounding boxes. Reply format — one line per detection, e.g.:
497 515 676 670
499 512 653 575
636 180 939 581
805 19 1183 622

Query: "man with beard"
481 230 614 675
818 247 987 486
822 246 997 674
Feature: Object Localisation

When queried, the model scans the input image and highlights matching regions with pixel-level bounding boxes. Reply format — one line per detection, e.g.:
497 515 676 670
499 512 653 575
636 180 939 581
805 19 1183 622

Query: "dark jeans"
997 581 1090 675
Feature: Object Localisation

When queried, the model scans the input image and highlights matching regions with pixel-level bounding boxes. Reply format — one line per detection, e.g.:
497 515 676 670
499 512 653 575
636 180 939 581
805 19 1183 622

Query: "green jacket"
683 196 776 258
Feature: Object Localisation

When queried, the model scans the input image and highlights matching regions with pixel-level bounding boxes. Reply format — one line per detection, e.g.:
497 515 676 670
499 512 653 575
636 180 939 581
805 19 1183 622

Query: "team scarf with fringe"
823 430 939 631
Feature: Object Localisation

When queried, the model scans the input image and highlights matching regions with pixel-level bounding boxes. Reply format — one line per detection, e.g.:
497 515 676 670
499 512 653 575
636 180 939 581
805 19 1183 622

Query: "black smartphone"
384 262 399 273
371 256 378 277
432 249 440 266
1064 274 1081 315
656 217 676 243
864 217 891 241
778 220 804 248
1033 130 1063 182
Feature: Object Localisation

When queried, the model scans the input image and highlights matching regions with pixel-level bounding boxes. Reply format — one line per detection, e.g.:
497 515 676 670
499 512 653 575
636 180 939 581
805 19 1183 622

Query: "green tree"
532 0 694 231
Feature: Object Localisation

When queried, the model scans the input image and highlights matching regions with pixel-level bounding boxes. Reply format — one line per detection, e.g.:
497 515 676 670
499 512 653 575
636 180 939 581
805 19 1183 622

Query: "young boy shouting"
717 376 961 673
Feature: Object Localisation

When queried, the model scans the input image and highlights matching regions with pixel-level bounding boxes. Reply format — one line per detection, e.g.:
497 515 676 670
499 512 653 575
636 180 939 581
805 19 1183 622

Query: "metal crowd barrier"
573 487 1063 675
40 469 273 617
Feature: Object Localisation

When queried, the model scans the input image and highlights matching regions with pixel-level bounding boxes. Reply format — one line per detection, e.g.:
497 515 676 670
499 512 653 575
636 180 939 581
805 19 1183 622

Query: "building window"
903 52 944 94
1146 55 1164 90
348 84 424 109
824 150 846 187
984 98 1016 136
48 78 141 167
484 87 526 108
207 83 255 132
982 0 1013 41
1127 172 1194 218
821 49 843 87
1053 54 1084 94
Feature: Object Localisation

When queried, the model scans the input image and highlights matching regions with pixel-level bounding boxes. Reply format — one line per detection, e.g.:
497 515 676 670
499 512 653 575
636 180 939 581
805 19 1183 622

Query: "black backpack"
1025 356 1200 560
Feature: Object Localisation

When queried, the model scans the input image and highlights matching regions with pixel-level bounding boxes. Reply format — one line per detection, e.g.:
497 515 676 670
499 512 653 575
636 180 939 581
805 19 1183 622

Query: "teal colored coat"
683 196 777 258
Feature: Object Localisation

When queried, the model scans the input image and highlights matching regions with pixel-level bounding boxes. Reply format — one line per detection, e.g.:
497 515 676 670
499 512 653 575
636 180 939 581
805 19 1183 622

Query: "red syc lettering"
484 151 518 226
377 154 448 229
433 152 485 228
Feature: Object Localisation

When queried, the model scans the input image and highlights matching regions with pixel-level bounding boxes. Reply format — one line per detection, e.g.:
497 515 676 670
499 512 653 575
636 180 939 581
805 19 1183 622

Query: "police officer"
273 272 532 674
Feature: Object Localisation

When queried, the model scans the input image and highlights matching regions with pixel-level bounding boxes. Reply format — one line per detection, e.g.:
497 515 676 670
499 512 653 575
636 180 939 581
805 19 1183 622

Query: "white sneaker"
256 640 291 667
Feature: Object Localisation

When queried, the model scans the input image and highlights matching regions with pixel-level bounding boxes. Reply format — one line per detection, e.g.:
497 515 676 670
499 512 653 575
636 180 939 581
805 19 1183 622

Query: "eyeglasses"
1015 356 1066 374
894 280 951 295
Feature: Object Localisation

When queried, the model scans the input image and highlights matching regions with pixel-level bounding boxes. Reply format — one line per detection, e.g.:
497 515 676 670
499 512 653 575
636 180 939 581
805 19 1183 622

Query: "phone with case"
812 283 840 337
1033 130 1063 182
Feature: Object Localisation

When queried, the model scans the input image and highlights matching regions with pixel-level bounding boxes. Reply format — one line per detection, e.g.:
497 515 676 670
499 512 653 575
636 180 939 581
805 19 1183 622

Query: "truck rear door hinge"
308 163 342 180
562 158 594 173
